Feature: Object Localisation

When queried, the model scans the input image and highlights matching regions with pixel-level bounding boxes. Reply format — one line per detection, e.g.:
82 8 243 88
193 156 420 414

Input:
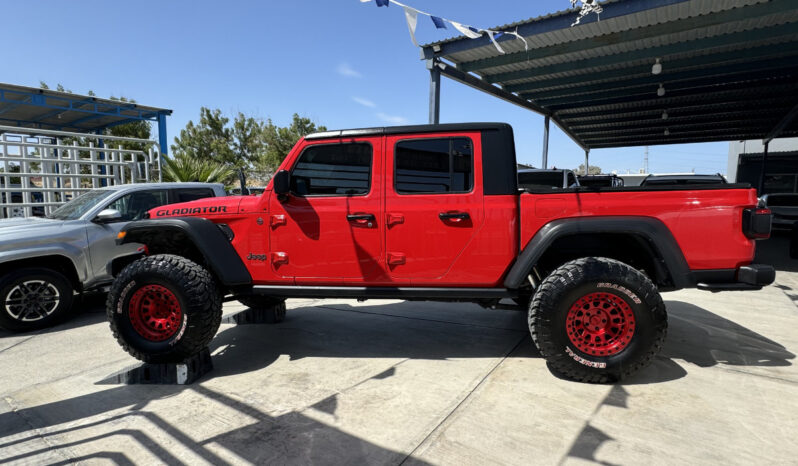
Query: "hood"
149 196 246 219
0 216 63 235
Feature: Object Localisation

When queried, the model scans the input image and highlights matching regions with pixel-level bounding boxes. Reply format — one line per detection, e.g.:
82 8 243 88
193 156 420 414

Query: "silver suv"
0 182 226 332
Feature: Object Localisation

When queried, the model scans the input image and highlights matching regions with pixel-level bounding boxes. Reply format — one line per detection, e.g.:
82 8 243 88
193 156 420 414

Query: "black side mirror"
273 170 290 201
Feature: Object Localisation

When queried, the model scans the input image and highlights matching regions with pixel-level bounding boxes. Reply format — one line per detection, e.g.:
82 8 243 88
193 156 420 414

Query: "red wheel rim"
565 291 635 357
128 284 182 342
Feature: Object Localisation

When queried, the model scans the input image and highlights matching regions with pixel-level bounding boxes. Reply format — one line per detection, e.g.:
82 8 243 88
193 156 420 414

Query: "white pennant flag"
450 21 482 39
484 30 505 54
403 6 419 47
506 29 529 52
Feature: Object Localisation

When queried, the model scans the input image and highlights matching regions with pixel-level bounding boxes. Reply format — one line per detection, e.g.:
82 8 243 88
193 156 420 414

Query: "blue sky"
3 0 730 174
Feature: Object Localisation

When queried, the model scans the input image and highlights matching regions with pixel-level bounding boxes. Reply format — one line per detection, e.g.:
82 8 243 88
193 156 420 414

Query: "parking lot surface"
1 238 797 465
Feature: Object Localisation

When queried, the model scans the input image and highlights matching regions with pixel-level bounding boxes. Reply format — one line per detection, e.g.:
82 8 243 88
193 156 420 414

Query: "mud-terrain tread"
529 257 667 383
106 254 222 363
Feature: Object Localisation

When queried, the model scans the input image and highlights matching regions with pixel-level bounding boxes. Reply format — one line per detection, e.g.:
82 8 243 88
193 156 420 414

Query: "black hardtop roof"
305 122 512 140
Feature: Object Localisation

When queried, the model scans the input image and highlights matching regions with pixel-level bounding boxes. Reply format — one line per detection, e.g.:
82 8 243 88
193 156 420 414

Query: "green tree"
162 153 235 183
231 112 266 166
575 164 602 175
171 107 236 166
256 113 327 176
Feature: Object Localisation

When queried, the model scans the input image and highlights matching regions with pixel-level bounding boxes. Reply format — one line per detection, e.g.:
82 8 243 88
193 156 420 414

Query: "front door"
384 133 484 282
268 137 385 283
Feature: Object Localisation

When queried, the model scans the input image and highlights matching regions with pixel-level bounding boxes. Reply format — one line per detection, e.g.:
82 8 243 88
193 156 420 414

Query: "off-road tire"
237 295 286 323
106 254 222 363
529 257 667 383
0 268 74 332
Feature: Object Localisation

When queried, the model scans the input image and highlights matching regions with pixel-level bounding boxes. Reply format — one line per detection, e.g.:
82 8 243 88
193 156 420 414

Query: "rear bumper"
695 264 776 291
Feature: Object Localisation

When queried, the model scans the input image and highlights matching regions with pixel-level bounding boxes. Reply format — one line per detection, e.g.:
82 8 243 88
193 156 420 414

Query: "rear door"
268 137 385 282
384 133 484 282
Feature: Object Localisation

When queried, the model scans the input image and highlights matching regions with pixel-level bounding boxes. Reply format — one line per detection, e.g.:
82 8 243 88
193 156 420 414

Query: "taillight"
742 208 772 239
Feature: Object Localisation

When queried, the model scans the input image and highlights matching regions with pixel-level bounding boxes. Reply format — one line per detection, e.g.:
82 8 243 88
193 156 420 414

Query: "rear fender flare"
504 216 692 290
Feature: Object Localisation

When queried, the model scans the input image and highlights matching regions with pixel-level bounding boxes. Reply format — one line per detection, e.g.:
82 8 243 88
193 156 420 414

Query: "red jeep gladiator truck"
107 123 774 382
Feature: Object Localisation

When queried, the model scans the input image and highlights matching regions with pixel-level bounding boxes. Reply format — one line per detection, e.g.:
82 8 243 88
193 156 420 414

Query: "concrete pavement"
1 238 796 465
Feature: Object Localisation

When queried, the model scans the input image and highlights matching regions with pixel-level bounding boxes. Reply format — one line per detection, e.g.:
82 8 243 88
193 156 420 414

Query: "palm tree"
161 153 235 183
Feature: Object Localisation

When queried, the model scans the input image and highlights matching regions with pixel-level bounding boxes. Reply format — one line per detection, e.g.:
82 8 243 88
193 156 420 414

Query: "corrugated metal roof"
422 0 798 149
0 83 172 133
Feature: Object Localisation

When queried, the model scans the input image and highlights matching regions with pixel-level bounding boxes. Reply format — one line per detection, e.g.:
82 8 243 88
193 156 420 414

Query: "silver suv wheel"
5 280 61 322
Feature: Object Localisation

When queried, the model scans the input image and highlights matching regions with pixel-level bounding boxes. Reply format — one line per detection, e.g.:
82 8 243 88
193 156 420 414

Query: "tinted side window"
176 188 214 203
107 190 169 221
567 173 577 187
395 137 473 194
290 143 372 196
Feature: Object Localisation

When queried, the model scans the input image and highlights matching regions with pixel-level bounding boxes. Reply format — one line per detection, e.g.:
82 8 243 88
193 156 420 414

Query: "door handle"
347 213 375 227
387 252 406 266
347 214 375 222
387 213 404 227
439 211 470 222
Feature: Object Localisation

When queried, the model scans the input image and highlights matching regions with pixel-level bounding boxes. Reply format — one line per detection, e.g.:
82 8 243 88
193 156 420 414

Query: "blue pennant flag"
376 0 389 6
430 16 447 29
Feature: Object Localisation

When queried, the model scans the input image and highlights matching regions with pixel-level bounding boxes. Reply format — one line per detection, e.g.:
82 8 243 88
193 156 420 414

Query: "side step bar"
248 285 516 300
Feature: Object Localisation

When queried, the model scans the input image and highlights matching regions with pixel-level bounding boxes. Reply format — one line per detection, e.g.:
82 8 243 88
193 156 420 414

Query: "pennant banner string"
359 0 601 53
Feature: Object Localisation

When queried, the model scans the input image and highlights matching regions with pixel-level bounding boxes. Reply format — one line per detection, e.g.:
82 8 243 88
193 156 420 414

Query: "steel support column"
584 149 590 175
158 113 168 182
158 113 168 156
427 60 441 125
758 142 769 195
542 116 550 169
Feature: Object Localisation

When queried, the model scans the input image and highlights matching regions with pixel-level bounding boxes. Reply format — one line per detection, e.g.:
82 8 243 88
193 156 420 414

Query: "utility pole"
644 146 649 174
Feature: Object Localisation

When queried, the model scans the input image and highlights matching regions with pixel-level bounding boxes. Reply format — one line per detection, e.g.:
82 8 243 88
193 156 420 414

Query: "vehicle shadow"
178 299 793 385
0 291 108 339
1 299 792 463
624 300 795 384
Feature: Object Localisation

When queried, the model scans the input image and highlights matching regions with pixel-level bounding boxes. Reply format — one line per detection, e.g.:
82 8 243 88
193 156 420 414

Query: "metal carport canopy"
0 82 173 154
421 0 798 151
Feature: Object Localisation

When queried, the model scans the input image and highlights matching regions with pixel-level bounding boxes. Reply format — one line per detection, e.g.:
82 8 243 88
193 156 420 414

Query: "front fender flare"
120 217 252 287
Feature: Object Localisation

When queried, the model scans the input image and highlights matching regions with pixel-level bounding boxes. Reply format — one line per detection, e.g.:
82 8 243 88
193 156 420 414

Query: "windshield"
47 189 115 220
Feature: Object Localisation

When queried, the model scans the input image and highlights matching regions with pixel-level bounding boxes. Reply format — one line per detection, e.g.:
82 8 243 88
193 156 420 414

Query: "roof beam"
543 77 798 112
484 22 798 84
583 127 781 143
559 97 791 123
589 131 798 149
556 85 798 117
577 118 781 138
505 47 798 94
429 0 692 58
570 110 784 131
459 0 797 73
764 103 798 144
526 62 798 104
435 61 588 150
